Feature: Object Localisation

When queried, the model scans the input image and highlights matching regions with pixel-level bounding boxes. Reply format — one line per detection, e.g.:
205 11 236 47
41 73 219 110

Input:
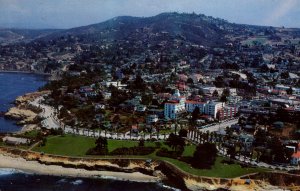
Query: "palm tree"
199 131 203 143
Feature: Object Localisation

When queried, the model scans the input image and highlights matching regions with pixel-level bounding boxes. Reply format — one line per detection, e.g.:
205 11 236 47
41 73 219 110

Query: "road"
30 97 60 129
198 118 239 133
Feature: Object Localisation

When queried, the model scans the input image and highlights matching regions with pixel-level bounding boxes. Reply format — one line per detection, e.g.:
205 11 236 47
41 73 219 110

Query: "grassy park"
32 134 267 178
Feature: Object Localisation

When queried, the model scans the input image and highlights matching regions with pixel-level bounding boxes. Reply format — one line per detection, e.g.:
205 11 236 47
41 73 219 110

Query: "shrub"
86 147 108 155
138 139 145 147
156 147 182 159
155 141 162 148
40 137 47 146
110 146 155 155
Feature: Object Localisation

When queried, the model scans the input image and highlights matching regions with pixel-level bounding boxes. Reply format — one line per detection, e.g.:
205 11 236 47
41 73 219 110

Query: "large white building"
185 100 206 113
204 101 224 118
164 90 186 119
185 100 223 118
164 90 224 119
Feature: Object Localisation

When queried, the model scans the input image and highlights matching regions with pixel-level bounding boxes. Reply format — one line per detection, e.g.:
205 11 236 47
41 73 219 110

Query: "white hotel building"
164 89 224 119
164 90 186 119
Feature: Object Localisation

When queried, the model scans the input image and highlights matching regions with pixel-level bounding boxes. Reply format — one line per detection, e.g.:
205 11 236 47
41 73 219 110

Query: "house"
102 81 127 89
95 103 106 110
136 104 146 112
95 114 104 122
79 86 93 93
231 124 241 131
239 134 254 152
272 121 284 129
291 143 300 165
103 92 112 100
131 124 139 134
146 114 159 124
2 136 29 145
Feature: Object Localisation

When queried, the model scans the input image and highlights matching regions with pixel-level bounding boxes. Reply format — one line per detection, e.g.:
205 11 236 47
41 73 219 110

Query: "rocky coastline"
0 146 298 191
4 91 49 127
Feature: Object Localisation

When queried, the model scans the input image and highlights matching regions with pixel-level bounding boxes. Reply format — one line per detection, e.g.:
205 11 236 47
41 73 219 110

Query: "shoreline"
0 70 51 76
0 154 160 183
3 91 51 133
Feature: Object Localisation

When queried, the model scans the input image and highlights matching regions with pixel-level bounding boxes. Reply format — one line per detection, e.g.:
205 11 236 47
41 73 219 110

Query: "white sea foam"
158 182 181 191
99 175 119 180
0 168 23 176
57 178 67 183
71 179 83 185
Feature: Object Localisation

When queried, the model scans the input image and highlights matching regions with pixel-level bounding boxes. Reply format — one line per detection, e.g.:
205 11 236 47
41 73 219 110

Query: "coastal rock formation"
5 107 37 124
0 146 298 191
4 91 50 125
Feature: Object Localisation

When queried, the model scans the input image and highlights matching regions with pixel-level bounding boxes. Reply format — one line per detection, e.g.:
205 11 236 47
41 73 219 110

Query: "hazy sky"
0 0 300 29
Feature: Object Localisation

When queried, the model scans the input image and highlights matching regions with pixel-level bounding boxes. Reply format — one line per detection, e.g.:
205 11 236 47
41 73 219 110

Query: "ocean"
0 72 47 133
0 168 176 191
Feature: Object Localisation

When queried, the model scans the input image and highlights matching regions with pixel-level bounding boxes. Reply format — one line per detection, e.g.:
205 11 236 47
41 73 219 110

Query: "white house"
291 143 300 166
146 114 159 124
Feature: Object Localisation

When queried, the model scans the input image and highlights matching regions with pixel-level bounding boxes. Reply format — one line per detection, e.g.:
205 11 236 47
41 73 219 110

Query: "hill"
0 28 61 44
39 12 236 46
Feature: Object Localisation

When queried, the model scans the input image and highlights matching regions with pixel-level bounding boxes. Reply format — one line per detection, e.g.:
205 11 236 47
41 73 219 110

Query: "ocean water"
0 72 47 133
0 169 177 191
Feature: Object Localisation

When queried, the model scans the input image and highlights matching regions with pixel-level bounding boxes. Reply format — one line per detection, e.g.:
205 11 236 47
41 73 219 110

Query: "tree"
187 78 194 84
141 94 153 105
286 87 293 95
280 71 289 79
220 88 230 103
220 94 228 103
192 142 218 169
227 146 237 160
222 88 230 97
192 106 200 121
132 74 146 90
269 137 289 163
166 133 185 151
212 90 219 97
253 128 267 147
95 136 108 154
179 129 188 138
138 139 145 147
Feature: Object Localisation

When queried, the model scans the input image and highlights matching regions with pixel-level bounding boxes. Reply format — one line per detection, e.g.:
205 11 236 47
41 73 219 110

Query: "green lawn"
107 139 157 152
33 135 96 156
22 130 40 139
182 144 196 157
33 135 157 156
159 156 266 178
32 135 267 178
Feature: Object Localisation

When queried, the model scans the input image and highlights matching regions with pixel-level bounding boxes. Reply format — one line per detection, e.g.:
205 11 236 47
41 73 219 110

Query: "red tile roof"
292 152 300 159
185 100 205 104
131 125 138 129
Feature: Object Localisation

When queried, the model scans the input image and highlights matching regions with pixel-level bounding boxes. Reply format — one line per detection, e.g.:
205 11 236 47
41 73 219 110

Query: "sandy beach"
0 154 160 182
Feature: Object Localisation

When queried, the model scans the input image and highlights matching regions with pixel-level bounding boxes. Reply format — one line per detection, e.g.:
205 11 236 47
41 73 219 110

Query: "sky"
0 0 300 29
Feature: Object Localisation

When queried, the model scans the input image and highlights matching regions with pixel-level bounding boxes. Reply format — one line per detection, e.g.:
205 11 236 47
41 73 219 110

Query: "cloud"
263 0 298 26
